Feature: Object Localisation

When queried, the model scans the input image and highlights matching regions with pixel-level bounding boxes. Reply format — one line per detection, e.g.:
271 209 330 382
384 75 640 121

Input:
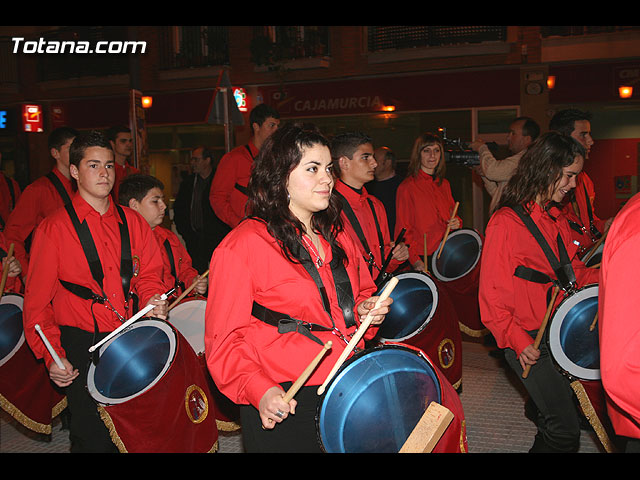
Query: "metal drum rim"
548 284 600 381
0 293 25 368
86 319 178 406
431 228 482 282
315 343 442 453
378 271 439 343
167 298 207 355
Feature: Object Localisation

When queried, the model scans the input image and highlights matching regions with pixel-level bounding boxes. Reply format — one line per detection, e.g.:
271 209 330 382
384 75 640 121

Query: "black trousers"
504 338 581 453
60 326 119 453
239 383 323 453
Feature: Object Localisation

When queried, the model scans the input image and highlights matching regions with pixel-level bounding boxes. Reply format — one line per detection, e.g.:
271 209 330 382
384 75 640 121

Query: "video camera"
438 127 497 167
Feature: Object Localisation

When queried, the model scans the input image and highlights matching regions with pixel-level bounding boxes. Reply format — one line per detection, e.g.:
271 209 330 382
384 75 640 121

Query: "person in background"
106 125 140 202
366 146 403 235
209 104 280 229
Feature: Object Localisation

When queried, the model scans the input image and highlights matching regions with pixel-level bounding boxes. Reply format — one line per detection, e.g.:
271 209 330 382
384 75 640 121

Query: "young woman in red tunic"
204 123 391 452
479 132 599 452
395 132 462 271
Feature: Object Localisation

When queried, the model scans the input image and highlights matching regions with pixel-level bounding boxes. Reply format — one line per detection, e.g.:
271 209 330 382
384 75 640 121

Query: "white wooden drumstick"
437 202 459 259
317 277 398 395
169 269 209 311
88 289 174 353
35 324 65 370
283 341 332 403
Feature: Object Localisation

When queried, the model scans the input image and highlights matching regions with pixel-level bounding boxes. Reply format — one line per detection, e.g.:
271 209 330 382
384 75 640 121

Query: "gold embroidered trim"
458 322 489 338
459 419 468 453
437 338 455 369
0 392 67 435
570 380 616 453
216 419 241 432
185 384 209 424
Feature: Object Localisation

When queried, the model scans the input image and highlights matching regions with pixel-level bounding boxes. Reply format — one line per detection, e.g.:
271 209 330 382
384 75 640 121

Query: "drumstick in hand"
0 243 15 296
522 286 560 379
583 231 608 264
423 233 428 273
317 277 398 395
35 324 65 370
283 341 332 403
169 269 210 311
437 202 459 259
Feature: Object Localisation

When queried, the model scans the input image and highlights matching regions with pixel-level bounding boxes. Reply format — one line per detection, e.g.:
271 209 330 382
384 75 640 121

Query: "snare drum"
430 228 486 337
315 343 467 453
0 293 66 434
375 271 462 389
168 298 241 432
87 319 218 453
580 242 603 268
547 284 600 381
546 284 618 452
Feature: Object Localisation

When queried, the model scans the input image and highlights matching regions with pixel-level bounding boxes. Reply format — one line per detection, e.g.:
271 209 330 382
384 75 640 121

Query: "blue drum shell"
88 320 176 404
376 273 437 341
316 345 442 453
432 229 482 282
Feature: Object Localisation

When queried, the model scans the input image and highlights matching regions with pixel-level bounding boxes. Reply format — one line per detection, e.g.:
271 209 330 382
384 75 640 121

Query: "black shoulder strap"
5 175 15 208
163 238 185 292
46 171 72 206
334 189 376 269
583 184 602 240
511 205 576 291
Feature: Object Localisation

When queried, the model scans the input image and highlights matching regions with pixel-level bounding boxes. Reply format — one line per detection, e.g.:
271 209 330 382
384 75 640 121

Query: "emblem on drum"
438 338 455 370
185 384 209 424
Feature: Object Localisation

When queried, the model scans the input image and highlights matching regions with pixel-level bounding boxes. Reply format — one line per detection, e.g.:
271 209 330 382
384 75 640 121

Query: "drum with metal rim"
0 293 66 434
431 228 482 283
316 344 443 453
580 242 603 268
547 284 600 381
374 271 462 388
86 318 218 452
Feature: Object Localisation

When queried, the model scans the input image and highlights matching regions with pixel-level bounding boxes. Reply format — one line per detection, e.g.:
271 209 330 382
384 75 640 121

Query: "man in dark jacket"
174 146 230 273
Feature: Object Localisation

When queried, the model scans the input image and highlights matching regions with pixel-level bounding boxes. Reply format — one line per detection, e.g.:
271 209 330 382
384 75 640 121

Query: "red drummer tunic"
334 180 401 275
0 172 21 228
204 218 378 409
23 193 165 368
395 170 462 265
209 142 258 228
3 167 74 278
599 192 640 439
561 171 606 251
152 225 200 296
479 202 599 357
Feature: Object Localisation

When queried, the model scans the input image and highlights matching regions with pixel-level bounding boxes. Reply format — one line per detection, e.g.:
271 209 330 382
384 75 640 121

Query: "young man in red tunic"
330 132 408 280
209 104 280 229
23 130 168 452
4 127 78 278
118 173 207 300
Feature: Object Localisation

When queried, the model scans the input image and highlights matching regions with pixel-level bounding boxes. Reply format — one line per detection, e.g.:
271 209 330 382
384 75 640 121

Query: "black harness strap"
511 204 577 292
46 171 73 206
163 239 185 293
251 236 357 346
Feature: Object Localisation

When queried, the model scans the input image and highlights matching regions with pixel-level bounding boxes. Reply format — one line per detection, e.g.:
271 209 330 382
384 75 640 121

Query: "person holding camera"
395 132 462 271
470 116 540 215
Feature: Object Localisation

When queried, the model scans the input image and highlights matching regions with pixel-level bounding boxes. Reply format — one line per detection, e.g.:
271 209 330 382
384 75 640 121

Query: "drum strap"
163 239 185 294
250 238 357 346
46 171 73 206
333 189 384 272
511 205 577 291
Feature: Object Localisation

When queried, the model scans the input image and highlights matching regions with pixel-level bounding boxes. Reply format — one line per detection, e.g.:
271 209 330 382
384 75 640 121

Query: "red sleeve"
395 180 421 265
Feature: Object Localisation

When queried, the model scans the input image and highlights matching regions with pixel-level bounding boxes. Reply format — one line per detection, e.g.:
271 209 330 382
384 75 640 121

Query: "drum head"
168 299 206 354
548 285 600 381
431 229 482 282
87 319 177 405
376 272 438 343
317 344 442 453
0 294 25 368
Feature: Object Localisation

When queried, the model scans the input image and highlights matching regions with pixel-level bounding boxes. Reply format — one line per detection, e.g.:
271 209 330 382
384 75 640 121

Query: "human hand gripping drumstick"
317 277 399 395
522 286 560 379
283 341 332 403
437 202 459 259
168 269 209 311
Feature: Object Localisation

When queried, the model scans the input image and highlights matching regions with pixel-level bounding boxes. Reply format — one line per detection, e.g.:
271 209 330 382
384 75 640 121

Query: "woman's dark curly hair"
497 131 586 212
246 121 347 266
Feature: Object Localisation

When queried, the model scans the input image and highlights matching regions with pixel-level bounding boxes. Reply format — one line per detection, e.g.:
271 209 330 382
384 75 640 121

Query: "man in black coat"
174 146 230 273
